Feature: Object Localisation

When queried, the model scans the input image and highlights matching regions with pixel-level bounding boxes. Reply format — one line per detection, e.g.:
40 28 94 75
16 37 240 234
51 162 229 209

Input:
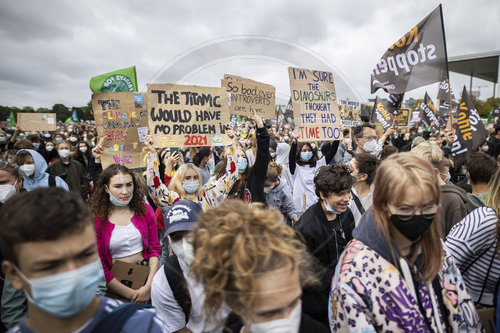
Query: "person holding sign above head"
89 164 161 304
289 130 339 212
144 127 240 211
215 110 270 204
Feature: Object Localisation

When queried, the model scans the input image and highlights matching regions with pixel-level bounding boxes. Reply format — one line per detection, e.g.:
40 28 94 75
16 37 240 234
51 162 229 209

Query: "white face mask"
45 145 54 152
363 139 383 158
59 149 70 158
79 146 88 153
249 302 302 333
20 164 36 177
264 186 274 194
344 138 351 146
171 238 195 266
0 181 17 203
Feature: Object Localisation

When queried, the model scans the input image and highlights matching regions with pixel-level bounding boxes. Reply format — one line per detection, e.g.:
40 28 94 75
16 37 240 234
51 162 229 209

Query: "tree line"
0 102 94 124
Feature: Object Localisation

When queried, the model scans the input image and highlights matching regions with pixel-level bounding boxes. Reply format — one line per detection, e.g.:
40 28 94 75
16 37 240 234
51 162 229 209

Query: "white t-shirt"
349 185 374 226
151 260 229 333
292 156 326 212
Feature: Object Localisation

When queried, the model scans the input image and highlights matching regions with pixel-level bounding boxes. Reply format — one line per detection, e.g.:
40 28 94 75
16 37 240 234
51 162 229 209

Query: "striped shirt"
445 206 500 306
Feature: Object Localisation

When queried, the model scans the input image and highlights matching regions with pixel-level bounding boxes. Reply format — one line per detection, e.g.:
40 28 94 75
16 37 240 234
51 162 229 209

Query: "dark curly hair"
89 164 146 221
314 164 353 198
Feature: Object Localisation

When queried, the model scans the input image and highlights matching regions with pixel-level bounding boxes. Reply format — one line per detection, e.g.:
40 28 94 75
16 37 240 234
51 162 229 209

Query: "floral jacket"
329 209 482 332
146 145 239 211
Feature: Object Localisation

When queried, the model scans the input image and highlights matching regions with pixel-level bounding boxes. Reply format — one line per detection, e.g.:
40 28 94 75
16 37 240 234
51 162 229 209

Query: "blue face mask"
15 260 103 318
109 192 133 207
324 199 341 215
301 151 313 161
183 181 199 194
33 142 41 150
237 157 248 173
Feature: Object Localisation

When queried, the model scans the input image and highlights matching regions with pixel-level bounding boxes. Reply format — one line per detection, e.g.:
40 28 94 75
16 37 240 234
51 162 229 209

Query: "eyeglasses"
387 203 439 221
362 136 378 141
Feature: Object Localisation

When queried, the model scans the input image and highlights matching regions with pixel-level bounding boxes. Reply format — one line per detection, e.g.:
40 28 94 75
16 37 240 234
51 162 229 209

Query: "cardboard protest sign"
92 92 148 169
222 76 276 119
339 99 361 127
371 5 447 94
288 67 342 142
17 113 56 131
395 109 410 126
223 74 273 86
147 84 231 148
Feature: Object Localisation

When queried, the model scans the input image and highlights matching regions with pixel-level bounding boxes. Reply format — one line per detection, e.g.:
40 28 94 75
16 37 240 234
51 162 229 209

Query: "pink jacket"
95 203 161 283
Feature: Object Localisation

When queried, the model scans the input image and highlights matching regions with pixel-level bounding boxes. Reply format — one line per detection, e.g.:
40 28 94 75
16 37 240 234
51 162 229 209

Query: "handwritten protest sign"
288 67 342 141
92 92 148 169
222 75 275 119
147 84 231 148
18 113 56 131
396 109 410 126
339 99 361 127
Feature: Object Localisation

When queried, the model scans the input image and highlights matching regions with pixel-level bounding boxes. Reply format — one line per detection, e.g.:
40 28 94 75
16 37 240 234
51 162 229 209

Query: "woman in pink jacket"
90 164 160 303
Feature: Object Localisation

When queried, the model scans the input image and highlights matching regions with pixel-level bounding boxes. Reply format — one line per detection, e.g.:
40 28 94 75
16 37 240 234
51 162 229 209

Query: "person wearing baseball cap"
151 200 229 332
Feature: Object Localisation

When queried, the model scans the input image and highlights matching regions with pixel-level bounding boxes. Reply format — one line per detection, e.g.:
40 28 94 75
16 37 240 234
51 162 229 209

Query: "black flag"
419 92 441 134
371 96 396 131
437 78 459 118
371 5 448 94
451 87 489 165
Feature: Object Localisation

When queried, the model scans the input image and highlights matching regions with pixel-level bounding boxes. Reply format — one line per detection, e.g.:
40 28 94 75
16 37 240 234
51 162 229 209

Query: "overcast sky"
0 0 499 109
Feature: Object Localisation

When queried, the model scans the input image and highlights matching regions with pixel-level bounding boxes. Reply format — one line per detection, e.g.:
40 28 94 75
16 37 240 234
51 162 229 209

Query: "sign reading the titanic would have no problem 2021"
147 84 231 148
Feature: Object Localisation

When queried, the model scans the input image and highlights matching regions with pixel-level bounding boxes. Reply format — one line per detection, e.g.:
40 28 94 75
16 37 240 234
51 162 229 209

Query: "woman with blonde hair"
191 200 329 332
145 132 239 212
446 167 500 307
329 152 481 332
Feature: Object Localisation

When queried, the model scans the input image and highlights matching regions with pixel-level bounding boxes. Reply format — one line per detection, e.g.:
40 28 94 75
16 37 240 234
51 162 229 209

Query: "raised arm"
324 140 340 164
145 136 180 211
203 129 240 207
289 135 298 175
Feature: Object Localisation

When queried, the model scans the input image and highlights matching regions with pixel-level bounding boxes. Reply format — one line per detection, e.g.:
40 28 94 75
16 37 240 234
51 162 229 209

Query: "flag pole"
439 4 453 131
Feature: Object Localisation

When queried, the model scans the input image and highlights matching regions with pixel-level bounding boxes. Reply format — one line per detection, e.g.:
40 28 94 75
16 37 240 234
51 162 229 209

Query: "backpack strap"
91 303 152 333
164 254 192 324
48 174 56 187
351 190 365 215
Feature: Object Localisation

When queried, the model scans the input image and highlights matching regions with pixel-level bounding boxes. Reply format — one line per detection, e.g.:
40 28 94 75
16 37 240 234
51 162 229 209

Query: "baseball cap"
164 200 202 235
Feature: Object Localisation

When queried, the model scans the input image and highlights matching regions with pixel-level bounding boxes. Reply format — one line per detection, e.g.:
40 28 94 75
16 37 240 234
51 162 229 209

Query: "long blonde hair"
168 163 203 198
372 152 443 282
191 200 318 324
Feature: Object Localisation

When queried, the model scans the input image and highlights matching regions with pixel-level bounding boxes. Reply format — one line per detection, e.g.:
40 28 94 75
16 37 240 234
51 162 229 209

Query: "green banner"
89 66 138 93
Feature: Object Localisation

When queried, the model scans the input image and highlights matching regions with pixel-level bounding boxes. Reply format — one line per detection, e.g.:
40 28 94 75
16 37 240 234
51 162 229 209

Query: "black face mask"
389 214 436 242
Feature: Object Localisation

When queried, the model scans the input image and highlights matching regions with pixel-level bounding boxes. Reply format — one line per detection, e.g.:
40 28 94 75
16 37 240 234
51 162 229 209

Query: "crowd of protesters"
0 115 499 332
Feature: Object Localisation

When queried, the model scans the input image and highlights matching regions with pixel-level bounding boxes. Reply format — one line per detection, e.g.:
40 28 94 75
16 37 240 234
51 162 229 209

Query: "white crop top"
109 223 144 259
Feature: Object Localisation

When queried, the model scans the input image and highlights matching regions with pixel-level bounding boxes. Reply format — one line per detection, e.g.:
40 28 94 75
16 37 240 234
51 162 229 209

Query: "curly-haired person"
191 200 329 333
